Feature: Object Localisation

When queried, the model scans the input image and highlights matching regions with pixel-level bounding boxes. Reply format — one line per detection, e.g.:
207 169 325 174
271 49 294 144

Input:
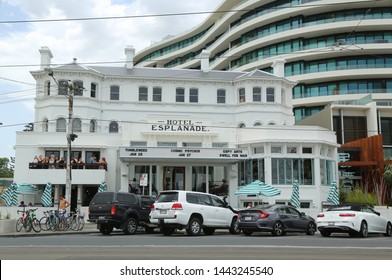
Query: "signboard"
139 174 148 187
119 147 249 160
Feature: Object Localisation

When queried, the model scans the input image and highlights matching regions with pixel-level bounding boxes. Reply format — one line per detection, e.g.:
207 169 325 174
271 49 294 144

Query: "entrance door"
163 167 185 190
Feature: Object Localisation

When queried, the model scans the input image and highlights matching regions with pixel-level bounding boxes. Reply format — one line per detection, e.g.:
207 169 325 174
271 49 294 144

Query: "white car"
317 204 392 237
150 190 240 236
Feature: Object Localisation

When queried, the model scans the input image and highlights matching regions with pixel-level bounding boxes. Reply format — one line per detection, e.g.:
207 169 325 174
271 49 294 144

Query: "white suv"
150 190 240 236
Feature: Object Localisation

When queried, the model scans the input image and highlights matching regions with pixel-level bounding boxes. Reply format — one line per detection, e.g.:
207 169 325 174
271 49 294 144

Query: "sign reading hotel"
119 147 249 160
151 120 208 132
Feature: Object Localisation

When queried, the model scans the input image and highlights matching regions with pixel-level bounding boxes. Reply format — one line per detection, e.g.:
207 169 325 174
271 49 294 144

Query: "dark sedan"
237 204 316 236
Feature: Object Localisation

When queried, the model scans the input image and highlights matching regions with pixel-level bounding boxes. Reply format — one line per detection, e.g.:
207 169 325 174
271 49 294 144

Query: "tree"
23 122 34 132
0 157 14 178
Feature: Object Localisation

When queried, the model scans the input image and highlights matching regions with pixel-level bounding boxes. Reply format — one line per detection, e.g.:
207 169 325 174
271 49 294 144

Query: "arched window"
253 87 262 102
91 83 97 98
43 118 49 132
109 121 119 133
58 80 68 95
72 118 82 132
73 81 83 96
90 120 97 133
238 123 246 128
254 122 262 126
238 88 245 103
176 88 185 102
56 118 66 132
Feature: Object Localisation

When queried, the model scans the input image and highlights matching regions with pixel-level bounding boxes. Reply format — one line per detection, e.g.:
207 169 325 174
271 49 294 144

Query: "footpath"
0 221 98 237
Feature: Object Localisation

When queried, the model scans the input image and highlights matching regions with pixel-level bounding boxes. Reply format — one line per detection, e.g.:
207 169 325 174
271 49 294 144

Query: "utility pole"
46 69 78 205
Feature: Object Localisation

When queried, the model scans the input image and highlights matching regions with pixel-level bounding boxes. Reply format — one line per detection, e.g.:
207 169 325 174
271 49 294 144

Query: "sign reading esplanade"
119 147 249 160
151 119 208 132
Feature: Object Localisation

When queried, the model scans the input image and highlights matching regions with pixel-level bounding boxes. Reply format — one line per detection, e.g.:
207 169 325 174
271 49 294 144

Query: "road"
1 230 392 260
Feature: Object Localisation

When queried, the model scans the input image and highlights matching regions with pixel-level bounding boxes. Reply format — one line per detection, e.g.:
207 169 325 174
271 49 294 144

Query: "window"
189 88 198 103
271 146 282 153
176 88 185 102
253 147 264 154
91 83 97 98
153 87 162 102
73 81 83 96
72 118 82 132
254 122 262 126
157 141 177 147
238 123 246 128
109 121 119 133
110 85 120 100
89 120 96 133
131 141 147 147
267 87 275 102
56 118 66 132
139 86 148 101
302 147 313 154
217 89 226 104
253 87 262 102
239 88 245 103
287 147 297 154
212 142 228 148
182 142 202 147
43 118 49 132
58 80 68 95
45 81 51 96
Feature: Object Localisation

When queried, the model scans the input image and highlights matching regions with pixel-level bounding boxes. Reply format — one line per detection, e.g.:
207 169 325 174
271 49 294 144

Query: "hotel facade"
13 47 337 211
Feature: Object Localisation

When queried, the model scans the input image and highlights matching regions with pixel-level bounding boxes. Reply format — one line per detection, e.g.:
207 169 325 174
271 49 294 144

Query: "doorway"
163 166 185 191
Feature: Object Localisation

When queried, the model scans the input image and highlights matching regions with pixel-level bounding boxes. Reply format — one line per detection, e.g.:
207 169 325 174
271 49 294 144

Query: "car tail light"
171 203 183 210
111 205 117 216
256 210 269 219
317 214 325 218
339 213 355 217
151 203 155 211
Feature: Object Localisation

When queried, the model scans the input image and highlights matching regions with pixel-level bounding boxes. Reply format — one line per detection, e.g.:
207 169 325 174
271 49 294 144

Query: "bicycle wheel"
39 217 49 231
77 217 85 230
24 218 32 232
71 217 78 231
16 217 24 232
50 216 60 231
32 218 41 233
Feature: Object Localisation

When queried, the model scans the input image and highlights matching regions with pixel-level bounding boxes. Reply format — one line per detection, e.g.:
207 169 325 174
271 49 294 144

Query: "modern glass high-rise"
134 0 392 153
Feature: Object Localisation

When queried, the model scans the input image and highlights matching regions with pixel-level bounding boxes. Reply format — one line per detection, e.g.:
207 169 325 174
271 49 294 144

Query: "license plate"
244 216 252 221
160 210 167 214
328 222 335 226
99 216 105 219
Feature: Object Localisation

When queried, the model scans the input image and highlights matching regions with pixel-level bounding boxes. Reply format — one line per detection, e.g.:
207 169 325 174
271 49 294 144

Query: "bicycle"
16 208 41 233
69 208 85 231
39 210 59 231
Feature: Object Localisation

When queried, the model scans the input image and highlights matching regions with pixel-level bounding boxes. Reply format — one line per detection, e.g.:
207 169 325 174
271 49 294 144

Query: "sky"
0 0 222 159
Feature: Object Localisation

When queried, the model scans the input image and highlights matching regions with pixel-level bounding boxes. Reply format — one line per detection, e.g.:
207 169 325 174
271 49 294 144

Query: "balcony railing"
28 162 107 170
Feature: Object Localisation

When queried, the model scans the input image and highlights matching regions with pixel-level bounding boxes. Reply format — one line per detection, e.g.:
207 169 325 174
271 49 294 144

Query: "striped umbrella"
41 182 53 207
235 180 281 197
98 181 107 192
290 180 301 208
327 181 340 205
0 182 18 206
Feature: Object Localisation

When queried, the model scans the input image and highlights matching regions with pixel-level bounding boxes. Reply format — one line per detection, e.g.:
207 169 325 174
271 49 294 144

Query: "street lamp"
45 68 78 205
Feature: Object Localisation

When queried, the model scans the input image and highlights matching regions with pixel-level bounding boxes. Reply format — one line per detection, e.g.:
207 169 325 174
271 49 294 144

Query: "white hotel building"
13 46 338 210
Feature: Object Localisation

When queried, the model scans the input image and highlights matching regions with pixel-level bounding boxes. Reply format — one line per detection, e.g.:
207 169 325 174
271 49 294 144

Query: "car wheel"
271 221 284 236
358 220 368 238
160 226 174 236
203 227 215 235
124 217 138 235
186 217 202 236
384 222 392 237
229 217 241 234
242 230 253 236
306 222 316 236
319 230 331 237
99 224 113 235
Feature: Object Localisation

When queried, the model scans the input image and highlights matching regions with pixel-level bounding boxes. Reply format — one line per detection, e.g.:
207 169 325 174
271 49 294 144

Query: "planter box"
0 219 16 234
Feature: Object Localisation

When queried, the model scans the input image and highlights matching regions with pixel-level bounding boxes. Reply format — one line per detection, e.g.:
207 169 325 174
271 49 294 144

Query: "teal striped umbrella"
327 181 340 205
98 181 107 192
290 180 300 208
16 183 40 194
235 180 281 197
0 182 18 206
41 182 53 207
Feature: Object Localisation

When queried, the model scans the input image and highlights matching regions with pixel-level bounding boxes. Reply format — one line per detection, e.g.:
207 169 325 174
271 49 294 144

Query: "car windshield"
157 192 179 203
328 205 360 211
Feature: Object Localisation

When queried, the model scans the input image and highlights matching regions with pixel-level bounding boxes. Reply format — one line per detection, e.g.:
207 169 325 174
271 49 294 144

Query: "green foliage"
345 187 378 205
0 157 14 178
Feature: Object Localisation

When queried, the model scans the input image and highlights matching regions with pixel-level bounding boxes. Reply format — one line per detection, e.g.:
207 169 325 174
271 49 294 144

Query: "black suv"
88 192 155 235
